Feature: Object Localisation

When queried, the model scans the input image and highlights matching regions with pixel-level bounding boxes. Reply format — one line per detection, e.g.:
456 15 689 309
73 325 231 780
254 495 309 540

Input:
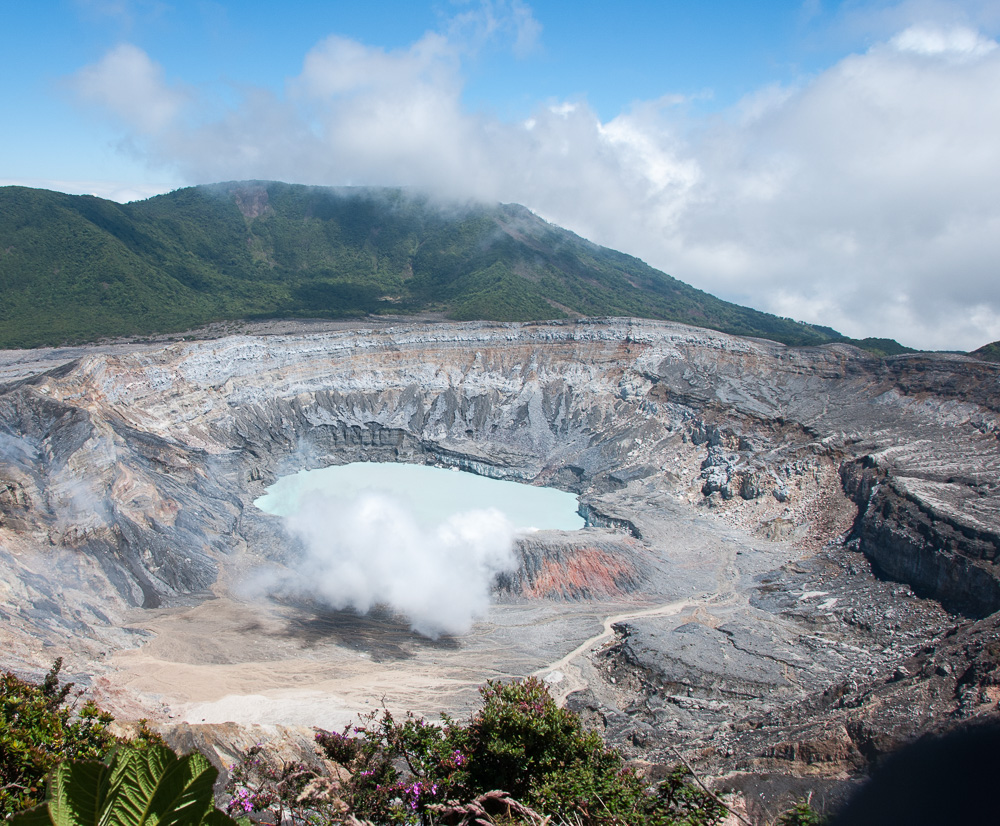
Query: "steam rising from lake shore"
245 462 586 637
251 489 517 638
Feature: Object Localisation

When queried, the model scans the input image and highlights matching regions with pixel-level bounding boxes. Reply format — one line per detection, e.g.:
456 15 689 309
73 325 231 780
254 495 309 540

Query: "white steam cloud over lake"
253 489 517 638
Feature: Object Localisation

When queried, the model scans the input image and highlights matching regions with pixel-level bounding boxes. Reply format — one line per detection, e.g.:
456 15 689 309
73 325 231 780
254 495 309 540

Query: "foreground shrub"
0 660 119 818
222 742 324 826
315 676 726 825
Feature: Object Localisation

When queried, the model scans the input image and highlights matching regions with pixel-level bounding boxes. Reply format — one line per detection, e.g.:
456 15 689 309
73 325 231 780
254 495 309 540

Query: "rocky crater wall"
1 319 998 650
842 459 1000 617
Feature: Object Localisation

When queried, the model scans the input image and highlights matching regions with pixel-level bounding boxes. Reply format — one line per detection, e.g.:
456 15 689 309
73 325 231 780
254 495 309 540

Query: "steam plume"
258 489 517 638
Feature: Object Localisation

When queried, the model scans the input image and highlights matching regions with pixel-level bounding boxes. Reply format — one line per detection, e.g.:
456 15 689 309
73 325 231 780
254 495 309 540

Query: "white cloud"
654 25 1000 350
72 43 187 134
295 33 458 99
445 0 542 58
889 23 998 57
67 12 1000 351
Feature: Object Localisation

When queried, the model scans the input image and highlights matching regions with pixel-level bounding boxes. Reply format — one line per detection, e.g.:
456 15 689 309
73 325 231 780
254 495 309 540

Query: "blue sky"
3 1 1000 350
6 1 850 182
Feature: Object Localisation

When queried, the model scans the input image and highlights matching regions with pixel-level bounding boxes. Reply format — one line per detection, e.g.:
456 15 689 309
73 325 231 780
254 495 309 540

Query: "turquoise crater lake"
254 462 585 532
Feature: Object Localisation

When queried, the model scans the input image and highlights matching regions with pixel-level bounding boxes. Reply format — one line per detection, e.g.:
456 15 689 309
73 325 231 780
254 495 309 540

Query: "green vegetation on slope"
312 676 728 825
850 337 917 357
970 340 1000 363
0 181 887 350
0 660 164 819
1 661 117 817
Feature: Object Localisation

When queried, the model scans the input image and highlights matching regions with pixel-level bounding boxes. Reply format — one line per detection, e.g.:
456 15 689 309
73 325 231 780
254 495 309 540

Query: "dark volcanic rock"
607 620 792 702
708 609 1000 779
842 459 1000 617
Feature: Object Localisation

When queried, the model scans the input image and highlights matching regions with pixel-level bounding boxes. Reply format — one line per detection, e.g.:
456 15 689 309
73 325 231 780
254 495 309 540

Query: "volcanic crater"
1 317 998 813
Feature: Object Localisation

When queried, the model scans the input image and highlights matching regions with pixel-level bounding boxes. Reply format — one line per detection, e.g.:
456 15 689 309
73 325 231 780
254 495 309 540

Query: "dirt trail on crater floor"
533 538 748 706
534 597 696 705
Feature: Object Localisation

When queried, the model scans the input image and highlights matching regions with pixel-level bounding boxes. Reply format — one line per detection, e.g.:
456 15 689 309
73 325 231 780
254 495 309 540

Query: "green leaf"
49 760 113 826
9 743 236 826
145 751 218 826
10 803 55 826
101 746 169 826
101 745 219 826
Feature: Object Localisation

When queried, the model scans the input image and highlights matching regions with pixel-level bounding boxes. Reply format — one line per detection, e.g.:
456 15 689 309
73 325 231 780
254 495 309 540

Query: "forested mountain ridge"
1 181 871 349
971 340 1000 362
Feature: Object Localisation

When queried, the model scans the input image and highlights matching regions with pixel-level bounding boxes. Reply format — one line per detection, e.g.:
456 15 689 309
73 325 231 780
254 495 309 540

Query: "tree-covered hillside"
1 181 851 349
970 341 1000 363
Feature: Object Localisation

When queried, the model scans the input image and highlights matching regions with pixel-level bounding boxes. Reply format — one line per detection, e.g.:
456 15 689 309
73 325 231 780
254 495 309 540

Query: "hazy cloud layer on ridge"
67 4 1000 351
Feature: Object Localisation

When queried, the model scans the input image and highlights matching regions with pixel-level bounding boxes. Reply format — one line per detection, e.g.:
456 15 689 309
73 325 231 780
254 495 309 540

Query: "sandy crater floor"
94 592 633 730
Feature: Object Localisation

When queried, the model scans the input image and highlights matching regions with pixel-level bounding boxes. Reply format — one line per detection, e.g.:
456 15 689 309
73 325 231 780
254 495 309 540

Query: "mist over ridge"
0 180 874 352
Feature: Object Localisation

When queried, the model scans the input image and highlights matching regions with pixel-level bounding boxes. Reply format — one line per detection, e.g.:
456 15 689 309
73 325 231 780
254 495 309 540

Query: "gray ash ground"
569 541 954 759
561 540 987 821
